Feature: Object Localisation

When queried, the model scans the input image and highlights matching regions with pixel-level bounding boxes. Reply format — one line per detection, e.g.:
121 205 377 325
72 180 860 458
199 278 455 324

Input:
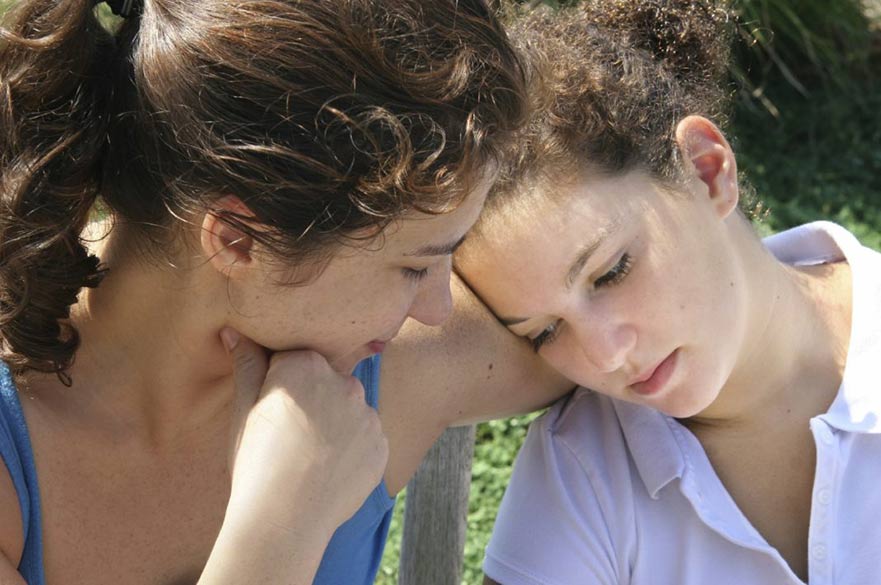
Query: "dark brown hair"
0 0 528 381
486 0 735 212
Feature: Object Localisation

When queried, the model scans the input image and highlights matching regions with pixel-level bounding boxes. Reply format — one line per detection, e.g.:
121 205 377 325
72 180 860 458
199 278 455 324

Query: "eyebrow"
497 217 623 327
564 219 621 289
405 234 468 257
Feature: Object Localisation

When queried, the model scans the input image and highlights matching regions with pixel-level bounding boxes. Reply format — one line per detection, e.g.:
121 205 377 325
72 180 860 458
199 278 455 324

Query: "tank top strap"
352 354 382 409
0 363 45 583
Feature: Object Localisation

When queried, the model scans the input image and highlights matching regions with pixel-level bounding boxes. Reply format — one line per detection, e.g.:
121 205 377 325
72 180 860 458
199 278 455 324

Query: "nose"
407 261 453 327
573 313 636 374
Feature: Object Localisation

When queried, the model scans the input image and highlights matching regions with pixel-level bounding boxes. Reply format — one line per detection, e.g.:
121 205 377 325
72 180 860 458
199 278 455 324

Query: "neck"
688 224 852 432
32 222 237 446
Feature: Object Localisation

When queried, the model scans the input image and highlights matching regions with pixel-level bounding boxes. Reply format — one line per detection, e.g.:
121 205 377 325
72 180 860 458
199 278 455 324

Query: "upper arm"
0 462 24 579
379 274 574 491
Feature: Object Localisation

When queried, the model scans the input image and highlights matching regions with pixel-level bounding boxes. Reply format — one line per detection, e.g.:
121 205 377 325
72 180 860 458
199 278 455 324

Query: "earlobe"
200 196 256 275
675 115 739 219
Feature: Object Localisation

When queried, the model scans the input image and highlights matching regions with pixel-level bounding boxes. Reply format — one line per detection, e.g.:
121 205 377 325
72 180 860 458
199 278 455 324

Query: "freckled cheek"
380 285 422 328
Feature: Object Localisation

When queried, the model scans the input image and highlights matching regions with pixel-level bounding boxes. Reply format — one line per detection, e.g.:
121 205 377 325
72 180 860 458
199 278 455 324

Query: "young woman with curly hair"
456 2 880 583
0 1 571 583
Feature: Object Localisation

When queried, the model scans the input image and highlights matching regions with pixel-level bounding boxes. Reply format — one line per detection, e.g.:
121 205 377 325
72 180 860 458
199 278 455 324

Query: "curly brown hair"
486 0 735 213
0 0 528 381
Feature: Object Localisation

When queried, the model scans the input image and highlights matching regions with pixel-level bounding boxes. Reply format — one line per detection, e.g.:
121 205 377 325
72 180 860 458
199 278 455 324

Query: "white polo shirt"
483 222 881 585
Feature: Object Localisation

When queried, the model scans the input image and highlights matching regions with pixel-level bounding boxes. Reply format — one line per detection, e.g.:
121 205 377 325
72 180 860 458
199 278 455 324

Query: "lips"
630 349 679 396
367 340 388 354
366 321 407 355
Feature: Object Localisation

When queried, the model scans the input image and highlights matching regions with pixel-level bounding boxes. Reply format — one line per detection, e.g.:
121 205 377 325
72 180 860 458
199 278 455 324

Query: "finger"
221 327 269 433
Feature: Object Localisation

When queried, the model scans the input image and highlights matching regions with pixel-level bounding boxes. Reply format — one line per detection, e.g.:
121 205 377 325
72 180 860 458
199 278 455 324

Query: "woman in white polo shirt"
455 1 881 583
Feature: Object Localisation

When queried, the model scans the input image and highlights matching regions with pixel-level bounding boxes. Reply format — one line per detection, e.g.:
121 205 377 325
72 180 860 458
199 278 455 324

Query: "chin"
659 403 704 420
655 388 718 420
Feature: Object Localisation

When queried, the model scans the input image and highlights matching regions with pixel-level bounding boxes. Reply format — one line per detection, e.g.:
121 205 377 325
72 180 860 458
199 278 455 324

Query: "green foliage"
733 0 875 95
514 0 878 109
733 73 881 251
377 415 540 585
463 415 541 584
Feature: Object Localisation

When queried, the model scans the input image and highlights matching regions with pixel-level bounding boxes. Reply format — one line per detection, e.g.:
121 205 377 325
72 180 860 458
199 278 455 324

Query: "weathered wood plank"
398 424 477 585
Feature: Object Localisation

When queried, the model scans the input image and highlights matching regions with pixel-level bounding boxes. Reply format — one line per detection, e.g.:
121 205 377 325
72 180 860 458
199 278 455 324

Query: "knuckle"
300 349 329 370
365 408 382 430
266 349 328 382
264 352 287 377
343 376 366 401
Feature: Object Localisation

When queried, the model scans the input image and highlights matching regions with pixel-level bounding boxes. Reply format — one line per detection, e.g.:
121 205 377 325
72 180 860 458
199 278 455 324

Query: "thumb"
221 327 269 436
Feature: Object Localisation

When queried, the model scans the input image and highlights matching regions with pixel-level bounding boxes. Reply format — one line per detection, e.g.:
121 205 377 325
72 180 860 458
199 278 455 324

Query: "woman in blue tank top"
0 2 572 584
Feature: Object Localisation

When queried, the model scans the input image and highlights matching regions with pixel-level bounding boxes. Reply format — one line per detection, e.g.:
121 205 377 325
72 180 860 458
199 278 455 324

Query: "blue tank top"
0 356 395 584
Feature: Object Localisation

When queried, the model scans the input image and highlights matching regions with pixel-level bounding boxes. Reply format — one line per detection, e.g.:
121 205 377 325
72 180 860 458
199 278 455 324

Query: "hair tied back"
96 0 142 18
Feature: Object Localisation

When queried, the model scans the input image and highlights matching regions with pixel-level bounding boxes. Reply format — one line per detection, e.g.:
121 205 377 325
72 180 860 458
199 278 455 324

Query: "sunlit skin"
204 179 492 377
459 171 749 419
0 145 575 585
467 117 855 584
457 117 852 424
5 170 514 584
63 170 492 425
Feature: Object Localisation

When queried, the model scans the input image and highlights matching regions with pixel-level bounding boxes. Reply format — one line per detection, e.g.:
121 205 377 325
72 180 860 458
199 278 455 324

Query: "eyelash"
529 253 634 353
594 252 633 288
402 267 430 282
531 321 561 352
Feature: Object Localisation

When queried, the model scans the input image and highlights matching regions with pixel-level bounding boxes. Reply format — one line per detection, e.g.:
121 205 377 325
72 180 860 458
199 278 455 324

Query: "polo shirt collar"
766 221 881 434
613 398 684 498
615 398 773 554
615 221 881 500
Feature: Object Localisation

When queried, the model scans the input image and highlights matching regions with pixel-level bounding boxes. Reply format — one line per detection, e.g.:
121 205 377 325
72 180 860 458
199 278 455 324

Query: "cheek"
356 278 420 327
541 335 599 389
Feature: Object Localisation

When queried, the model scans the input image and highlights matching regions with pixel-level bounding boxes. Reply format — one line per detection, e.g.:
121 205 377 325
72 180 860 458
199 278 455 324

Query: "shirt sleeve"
483 411 625 585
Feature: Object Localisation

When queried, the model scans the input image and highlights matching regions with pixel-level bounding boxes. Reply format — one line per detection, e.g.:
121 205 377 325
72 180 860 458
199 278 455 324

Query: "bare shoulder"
0 460 24 571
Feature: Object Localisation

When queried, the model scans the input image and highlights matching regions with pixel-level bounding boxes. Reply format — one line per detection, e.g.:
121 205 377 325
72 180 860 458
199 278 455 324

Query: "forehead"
462 195 598 286
336 170 494 262
456 171 661 304
480 168 671 243
477 174 623 251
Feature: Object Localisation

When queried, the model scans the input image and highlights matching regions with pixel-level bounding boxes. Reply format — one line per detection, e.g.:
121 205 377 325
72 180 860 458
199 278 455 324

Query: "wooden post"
398 424 477 585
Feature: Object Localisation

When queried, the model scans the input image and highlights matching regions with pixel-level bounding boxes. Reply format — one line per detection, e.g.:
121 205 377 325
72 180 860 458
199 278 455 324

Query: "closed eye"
595 253 632 288
530 320 561 352
402 267 429 282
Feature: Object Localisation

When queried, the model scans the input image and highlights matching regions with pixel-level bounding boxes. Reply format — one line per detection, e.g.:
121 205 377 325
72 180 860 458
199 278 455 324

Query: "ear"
675 115 739 220
200 196 257 276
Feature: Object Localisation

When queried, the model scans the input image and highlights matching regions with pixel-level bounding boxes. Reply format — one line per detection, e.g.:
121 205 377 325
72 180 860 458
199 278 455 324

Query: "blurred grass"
732 0 876 97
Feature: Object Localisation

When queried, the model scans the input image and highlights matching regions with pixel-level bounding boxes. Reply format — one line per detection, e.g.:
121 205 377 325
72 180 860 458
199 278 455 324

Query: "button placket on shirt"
808 419 839 584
